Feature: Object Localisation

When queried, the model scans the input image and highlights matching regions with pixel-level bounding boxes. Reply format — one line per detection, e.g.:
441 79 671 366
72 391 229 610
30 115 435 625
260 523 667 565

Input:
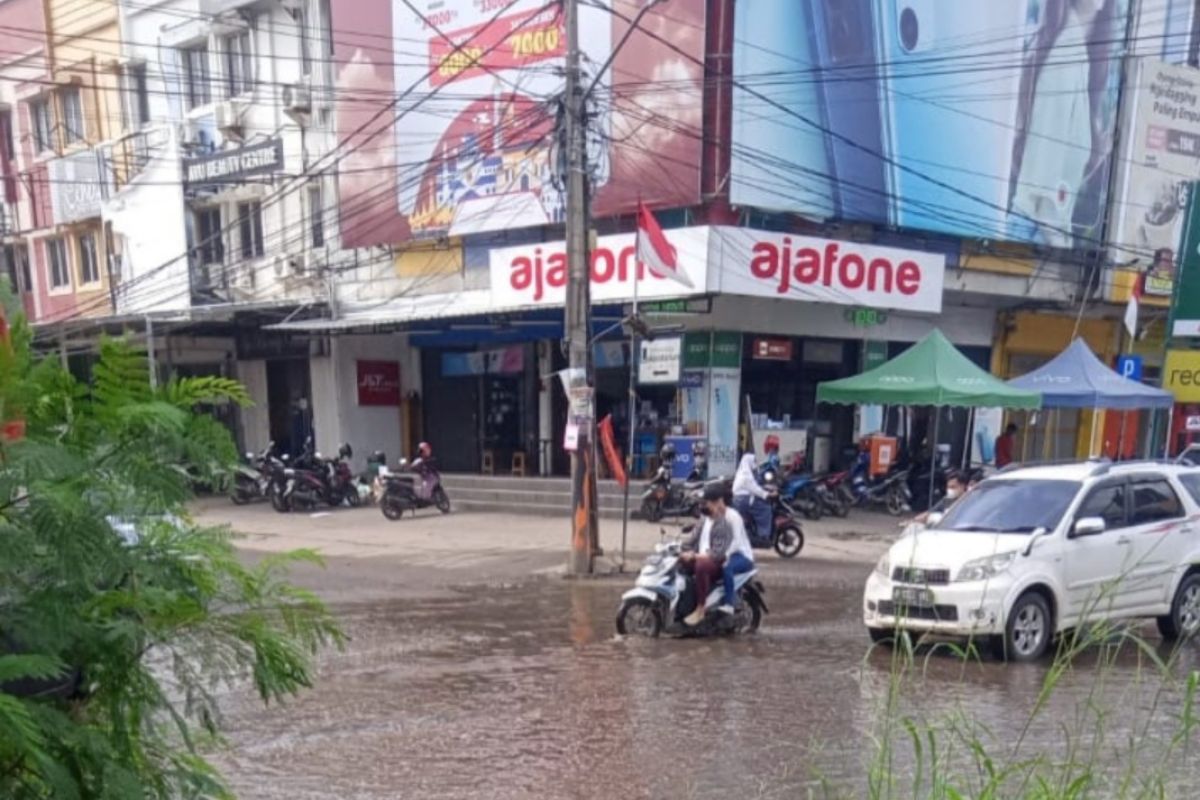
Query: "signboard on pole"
638 337 682 385
1169 180 1200 337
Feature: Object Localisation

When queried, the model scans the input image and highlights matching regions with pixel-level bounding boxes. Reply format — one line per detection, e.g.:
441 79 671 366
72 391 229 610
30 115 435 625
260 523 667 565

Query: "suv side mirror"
1072 516 1106 537
925 511 944 528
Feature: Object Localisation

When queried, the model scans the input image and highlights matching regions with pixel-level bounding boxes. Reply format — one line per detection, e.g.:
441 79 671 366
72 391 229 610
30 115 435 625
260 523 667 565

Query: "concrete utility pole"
563 0 597 575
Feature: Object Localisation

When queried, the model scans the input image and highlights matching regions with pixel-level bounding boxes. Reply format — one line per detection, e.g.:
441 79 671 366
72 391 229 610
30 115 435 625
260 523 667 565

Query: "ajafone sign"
183 138 284 188
488 226 945 313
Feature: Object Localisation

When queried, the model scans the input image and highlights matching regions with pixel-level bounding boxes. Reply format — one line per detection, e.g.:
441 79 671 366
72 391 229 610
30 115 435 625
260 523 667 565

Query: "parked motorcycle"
775 453 823 521
280 441 361 511
379 457 451 520
639 442 706 522
817 470 853 518
851 465 912 516
231 443 276 505
615 532 767 638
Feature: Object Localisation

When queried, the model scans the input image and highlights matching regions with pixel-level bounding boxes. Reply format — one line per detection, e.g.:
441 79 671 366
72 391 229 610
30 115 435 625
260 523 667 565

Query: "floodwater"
217 562 1200 799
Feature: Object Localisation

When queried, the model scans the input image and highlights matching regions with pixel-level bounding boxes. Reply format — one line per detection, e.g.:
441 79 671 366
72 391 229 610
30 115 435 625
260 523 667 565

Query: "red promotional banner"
598 414 627 487
428 8 564 88
357 360 401 406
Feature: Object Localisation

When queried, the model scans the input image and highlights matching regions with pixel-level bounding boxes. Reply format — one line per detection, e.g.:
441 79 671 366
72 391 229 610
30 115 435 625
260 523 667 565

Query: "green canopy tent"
816 330 1041 505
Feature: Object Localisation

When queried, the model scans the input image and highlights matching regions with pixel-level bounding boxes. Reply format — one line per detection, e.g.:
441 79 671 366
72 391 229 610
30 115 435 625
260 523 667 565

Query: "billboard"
1108 59 1200 303
730 0 1131 247
332 0 705 248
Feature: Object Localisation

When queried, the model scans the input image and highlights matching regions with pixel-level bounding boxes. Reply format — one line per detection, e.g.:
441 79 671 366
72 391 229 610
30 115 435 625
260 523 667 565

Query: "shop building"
276 224 1059 475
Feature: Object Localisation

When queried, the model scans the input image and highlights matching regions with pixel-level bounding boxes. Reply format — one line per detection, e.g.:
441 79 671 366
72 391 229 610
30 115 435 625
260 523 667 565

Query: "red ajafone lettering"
509 245 660 301
749 238 921 297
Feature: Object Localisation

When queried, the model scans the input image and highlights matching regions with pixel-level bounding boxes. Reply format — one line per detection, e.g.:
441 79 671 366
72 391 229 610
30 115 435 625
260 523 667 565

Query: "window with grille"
181 45 211 109
78 232 100 284
238 201 264 259
46 238 70 289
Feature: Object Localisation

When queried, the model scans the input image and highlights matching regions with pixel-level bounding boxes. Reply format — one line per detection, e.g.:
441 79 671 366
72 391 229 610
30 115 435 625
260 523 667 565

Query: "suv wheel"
1158 572 1200 643
993 591 1052 662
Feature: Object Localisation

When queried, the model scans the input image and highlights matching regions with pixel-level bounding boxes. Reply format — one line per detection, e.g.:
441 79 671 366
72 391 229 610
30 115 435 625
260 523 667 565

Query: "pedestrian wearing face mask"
912 470 967 526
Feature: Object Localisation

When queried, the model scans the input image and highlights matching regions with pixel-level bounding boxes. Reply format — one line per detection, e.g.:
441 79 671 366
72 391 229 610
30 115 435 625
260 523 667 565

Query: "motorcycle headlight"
874 553 891 579
955 551 1017 583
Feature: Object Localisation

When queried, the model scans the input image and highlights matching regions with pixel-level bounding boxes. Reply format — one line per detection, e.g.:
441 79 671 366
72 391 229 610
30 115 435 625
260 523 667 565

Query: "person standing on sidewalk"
995 423 1018 468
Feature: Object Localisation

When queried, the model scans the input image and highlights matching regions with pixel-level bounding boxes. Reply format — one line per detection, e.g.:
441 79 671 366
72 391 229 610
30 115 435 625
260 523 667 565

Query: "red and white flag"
636 201 692 288
1124 271 1144 339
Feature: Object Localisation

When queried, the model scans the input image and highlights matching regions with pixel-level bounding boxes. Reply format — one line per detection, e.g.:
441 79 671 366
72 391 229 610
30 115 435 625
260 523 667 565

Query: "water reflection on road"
218 562 1200 799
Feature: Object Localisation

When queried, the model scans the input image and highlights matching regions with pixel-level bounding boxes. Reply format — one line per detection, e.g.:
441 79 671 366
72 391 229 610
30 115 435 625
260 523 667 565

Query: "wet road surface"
217 559 1200 799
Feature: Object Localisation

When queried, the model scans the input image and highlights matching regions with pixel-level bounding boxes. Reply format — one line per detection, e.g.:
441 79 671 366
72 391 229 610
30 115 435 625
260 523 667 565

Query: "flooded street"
216 557 1200 799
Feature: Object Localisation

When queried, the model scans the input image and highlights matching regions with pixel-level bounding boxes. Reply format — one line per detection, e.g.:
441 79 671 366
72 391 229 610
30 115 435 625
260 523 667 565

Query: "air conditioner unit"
179 121 214 152
214 100 247 140
235 260 256 291
287 252 309 276
281 82 312 124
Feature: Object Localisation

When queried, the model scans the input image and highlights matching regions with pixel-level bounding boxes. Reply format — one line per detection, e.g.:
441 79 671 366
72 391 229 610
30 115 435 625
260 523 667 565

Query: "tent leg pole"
962 408 973 471
1165 406 1175 458
929 407 940 510
1118 410 1128 461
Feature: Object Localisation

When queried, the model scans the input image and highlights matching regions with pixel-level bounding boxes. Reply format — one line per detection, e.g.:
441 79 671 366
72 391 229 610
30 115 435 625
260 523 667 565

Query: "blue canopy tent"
1006 339 1174 458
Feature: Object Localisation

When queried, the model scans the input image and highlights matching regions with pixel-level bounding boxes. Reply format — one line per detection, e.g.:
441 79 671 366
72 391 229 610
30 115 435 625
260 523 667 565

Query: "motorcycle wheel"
230 489 250 506
886 485 907 516
345 488 363 508
740 593 765 633
269 487 290 513
433 487 451 514
774 524 804 559
616 598 662 638
381 495 406 521
826 493 850 518
799 488 823 521
640 497 663 522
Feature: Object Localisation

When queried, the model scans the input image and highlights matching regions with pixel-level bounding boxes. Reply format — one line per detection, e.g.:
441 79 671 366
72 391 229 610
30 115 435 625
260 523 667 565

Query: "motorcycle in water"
231 443 276 505
379 457 451 520
639 442 706 522
733 471 806 558
615 532 768 638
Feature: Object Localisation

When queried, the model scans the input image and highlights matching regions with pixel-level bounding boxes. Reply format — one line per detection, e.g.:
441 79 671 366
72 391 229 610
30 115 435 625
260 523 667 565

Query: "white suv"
863 461 1200 662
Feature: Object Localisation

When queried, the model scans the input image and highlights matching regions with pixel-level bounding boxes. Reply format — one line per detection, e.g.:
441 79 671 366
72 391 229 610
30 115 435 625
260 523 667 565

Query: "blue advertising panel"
730 0 1131 247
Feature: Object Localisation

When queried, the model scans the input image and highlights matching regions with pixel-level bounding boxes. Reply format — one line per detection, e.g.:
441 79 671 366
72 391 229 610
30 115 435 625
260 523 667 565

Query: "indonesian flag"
636 201 692 288
1124 271 1144 339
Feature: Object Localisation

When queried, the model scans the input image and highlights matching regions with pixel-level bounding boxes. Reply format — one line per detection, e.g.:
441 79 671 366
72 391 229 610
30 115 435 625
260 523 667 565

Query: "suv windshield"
937 479 1080 534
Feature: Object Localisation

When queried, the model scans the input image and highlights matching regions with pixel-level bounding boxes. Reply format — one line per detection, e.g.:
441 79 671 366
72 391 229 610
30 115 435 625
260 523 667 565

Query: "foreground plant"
0 300 342 798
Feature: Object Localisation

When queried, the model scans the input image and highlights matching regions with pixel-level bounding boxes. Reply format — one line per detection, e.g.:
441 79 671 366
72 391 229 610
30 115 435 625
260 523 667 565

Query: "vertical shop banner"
730 0 1129 246
597 415 627 486
357 360 402 406
333 0 705 247
1170 181 1200 337
1109 59 1200 301
707 367 741 477
856 341 888 439
971 408 1006 465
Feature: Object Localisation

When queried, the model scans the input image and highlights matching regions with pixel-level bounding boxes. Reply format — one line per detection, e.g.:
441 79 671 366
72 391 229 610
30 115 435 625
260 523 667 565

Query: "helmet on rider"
417 441 432 458
659 442 676 463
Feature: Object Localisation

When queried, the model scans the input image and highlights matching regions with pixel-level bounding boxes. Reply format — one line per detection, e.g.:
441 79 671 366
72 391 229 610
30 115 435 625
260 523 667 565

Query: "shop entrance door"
266 358 312 457
422 352 481 472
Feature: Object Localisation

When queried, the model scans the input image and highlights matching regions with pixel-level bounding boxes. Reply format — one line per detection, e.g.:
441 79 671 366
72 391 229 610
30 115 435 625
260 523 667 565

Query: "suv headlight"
874 553 891 579
955 551 1017 583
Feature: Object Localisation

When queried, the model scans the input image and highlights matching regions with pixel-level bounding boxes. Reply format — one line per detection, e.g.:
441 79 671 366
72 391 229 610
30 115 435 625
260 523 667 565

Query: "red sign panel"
428 8 564 88
752 338 793 361
357 360 401 406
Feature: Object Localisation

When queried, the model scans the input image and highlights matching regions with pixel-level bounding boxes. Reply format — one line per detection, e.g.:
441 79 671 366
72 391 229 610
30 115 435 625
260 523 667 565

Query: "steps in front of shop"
440 474 635 519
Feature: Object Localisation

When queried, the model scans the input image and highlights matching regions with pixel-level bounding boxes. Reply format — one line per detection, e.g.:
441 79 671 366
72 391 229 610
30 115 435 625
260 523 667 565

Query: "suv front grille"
892 567 951 585
878 601 958 622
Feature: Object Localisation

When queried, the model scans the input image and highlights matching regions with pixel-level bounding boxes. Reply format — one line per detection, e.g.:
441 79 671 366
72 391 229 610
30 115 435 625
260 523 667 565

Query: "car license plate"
893 586 934 607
